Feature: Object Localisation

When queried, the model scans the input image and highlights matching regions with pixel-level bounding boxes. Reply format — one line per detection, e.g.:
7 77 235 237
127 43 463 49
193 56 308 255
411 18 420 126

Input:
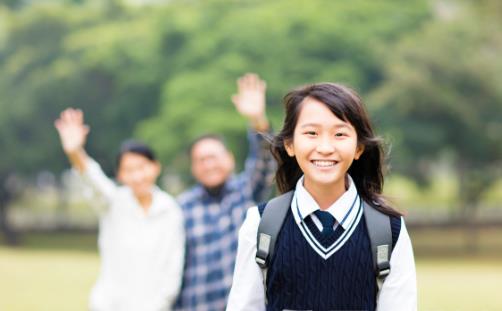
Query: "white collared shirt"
226 175 417 311
294 175 360 228
81 159 185 311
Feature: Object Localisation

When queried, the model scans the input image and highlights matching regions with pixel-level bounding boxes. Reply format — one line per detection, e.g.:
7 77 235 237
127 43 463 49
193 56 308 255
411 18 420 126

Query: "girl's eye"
304 131 317 136
335 132 347 137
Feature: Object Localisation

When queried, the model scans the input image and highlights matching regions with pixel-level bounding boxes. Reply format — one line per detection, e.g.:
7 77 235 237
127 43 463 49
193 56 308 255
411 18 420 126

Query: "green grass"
0 248 98 311
0 233 98 311
1 233 502 311
417 258 502 311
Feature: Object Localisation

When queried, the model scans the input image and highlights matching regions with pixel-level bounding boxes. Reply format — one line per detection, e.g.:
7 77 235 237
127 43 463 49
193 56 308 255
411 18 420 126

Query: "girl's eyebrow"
299 122 351 129
299 123 321 128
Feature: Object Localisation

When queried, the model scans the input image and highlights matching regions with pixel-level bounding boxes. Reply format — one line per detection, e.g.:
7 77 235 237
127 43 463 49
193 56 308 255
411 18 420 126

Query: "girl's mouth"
311 160 338 167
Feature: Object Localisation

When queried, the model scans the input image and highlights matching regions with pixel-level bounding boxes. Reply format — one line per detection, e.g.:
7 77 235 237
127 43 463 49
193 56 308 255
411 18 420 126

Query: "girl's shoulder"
257 190 295 217
257 201 268 216
389 215 403 249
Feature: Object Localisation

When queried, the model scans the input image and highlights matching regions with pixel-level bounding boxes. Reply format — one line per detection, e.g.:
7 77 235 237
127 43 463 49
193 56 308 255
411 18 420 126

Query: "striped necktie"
314 210 335 235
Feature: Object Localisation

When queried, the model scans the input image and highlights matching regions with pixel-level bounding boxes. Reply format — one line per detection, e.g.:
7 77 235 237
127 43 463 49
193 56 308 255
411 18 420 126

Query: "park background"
0 0 501 310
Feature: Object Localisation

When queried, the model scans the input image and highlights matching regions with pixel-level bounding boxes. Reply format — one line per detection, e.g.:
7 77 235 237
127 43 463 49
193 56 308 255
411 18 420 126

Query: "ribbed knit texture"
258 203 401 311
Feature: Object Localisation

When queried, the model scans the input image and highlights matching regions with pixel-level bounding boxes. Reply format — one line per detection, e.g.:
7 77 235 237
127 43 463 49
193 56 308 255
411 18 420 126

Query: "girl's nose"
316 137 335 154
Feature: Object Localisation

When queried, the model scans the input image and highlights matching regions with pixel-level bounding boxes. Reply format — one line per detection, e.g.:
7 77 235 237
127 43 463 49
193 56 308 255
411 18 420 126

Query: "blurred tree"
371 0 502 218
137 0 431 182
0 3 166 242
0 0 23 9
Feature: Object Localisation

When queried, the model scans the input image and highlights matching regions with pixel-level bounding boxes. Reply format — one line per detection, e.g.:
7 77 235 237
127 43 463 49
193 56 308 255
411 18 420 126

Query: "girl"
226 83 417 310
55 108 185 311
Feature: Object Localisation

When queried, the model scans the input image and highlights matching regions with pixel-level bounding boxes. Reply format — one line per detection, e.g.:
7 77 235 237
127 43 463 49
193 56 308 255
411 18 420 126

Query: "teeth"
312 160 337 167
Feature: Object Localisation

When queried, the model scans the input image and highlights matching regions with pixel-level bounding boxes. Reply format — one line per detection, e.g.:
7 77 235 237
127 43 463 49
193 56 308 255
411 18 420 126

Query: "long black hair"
271 83 402 217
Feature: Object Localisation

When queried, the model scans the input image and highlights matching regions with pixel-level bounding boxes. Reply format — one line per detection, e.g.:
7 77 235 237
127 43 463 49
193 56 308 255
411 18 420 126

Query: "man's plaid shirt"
174 130 276 311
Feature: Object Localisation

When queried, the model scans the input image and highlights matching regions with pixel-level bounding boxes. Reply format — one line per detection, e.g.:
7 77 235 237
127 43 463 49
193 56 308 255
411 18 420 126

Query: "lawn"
1 233 501 311
417 258 502 311
0 233 98 311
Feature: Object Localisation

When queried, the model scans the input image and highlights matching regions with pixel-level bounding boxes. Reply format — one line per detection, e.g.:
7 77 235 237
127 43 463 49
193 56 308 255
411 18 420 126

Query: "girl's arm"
226 207 266 311
377 218 417 311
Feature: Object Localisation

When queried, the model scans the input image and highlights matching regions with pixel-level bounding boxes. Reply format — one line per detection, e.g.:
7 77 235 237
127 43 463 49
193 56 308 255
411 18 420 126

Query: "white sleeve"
226 207 266 311
377 217 417 311
79 158 118 203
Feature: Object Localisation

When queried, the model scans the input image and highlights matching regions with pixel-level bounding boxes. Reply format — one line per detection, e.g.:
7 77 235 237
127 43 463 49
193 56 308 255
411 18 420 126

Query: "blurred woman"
55 108 184 311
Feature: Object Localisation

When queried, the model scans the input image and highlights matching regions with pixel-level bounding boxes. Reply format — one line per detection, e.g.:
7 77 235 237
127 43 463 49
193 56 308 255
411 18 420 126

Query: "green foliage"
371 0 502 210
0 3 166 178
2 0 499 216
137 0 431 177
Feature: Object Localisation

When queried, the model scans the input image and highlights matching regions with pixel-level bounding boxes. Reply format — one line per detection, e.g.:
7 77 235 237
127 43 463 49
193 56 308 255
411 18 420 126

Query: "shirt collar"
196 175 238 201
291 175 359 230
127 186 169 216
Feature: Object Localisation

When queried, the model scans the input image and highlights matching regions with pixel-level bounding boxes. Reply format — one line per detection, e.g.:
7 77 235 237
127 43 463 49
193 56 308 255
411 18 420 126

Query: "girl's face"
284 97 364 194
117 152 161 199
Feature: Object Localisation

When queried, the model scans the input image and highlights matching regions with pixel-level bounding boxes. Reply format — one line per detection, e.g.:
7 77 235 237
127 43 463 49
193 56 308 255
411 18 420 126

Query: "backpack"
255 190 393 297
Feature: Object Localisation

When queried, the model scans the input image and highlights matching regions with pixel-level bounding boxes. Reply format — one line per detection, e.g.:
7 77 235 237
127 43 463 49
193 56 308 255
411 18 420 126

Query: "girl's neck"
304 178 347 210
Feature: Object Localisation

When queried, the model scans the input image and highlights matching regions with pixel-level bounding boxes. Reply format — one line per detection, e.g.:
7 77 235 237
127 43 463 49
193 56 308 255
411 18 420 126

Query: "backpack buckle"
378 268 390 277
255 233 271 268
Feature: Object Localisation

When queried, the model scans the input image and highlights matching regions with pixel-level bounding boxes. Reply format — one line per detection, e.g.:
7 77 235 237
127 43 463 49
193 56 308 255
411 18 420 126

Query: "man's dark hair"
188 134 229 157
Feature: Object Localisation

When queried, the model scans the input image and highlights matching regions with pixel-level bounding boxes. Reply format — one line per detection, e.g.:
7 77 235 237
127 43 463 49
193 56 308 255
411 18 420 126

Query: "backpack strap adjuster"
255 233 272 268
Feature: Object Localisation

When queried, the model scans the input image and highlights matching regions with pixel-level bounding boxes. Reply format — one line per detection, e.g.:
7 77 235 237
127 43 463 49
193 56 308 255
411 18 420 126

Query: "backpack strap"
363 201 393 294
255 191 294 304
255 190 294 268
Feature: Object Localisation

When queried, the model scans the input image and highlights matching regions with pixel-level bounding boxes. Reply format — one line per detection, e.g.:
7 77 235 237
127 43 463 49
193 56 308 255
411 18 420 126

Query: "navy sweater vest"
258 203 401 311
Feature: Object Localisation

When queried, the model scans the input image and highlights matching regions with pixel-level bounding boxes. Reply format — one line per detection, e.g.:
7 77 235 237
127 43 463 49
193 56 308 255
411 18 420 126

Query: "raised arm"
231 73 269 133
55 108 116 202
54 108 90 173
231 73 276 203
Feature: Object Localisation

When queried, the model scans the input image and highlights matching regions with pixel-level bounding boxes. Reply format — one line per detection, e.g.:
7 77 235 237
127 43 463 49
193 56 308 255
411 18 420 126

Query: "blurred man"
174 73 276 311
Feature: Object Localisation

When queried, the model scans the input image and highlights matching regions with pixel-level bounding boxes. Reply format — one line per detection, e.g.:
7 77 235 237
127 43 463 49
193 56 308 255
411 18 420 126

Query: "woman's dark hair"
271 82 402 216
116 139 157 169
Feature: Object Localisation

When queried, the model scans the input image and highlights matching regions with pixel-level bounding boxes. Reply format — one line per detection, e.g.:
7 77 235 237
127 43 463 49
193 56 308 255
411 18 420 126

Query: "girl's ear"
284 140 295 157
354 144 365 160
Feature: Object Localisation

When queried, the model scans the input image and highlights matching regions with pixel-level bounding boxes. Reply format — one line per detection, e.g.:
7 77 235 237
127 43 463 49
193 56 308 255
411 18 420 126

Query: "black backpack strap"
363 201 393 294
255 190 294 268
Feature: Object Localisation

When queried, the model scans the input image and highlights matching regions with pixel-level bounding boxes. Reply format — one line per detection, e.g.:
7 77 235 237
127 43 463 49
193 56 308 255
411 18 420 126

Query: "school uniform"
227 175 417 311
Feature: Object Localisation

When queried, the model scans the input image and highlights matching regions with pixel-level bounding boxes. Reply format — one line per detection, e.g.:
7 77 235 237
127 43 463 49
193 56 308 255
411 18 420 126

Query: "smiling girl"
226 83 417 311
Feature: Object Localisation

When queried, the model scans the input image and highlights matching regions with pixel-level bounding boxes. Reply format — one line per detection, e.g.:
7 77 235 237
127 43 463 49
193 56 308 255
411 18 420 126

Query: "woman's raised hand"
54 108 89 155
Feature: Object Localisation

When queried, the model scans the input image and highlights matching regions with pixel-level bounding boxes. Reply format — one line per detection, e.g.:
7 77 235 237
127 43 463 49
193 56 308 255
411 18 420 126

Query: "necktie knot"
314 210 335 234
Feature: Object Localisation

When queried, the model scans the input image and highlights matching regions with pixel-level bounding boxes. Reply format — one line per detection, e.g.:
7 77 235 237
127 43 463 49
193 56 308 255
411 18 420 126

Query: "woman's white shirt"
81 159 185 311
226 177 417 311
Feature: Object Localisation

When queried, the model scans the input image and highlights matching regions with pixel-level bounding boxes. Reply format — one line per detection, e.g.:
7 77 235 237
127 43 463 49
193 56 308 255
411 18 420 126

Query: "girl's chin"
304 175 345 188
